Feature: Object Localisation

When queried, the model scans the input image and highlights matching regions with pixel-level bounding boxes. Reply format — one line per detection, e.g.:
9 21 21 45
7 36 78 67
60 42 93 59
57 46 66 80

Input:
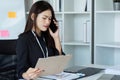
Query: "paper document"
105 65 120 75
35 55 72 76
38 72 85 80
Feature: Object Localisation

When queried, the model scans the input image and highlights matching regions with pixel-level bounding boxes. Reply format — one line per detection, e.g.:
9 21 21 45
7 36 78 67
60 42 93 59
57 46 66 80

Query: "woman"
16 1 64 80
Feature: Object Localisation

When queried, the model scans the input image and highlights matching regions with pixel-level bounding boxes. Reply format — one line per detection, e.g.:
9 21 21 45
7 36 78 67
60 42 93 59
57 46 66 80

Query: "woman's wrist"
22 72 29 80
53 35 60 40
54 36 62 55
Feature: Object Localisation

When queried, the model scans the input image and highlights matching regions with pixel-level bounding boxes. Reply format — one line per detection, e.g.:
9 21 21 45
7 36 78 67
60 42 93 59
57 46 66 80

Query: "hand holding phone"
49 19 58 33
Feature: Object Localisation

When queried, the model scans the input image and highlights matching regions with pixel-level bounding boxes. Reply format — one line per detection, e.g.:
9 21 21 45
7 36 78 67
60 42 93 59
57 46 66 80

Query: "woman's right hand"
22 67 44 80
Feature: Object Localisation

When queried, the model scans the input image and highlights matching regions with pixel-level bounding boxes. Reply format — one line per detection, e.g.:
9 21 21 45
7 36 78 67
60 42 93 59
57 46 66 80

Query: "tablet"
35 55 72 76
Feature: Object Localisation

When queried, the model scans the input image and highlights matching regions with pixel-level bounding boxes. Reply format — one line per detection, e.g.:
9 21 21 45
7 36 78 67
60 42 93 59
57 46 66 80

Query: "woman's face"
36 9 52 32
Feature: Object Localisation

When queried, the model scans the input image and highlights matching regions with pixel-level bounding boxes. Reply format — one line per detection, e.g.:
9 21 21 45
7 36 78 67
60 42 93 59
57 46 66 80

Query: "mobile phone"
50 20 58 33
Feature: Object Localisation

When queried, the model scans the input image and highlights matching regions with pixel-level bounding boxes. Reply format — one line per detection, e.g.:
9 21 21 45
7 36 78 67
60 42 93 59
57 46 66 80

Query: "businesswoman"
16 1 64 80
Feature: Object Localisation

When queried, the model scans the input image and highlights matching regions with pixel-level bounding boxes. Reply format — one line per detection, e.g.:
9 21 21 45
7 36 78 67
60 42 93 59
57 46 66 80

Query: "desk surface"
37 64 110 80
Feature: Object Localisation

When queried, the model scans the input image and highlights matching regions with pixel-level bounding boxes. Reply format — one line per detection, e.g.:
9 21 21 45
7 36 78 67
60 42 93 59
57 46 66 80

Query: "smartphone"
50 20 58 33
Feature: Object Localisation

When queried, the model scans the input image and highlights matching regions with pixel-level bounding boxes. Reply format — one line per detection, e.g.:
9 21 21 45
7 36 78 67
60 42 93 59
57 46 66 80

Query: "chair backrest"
0 40 17 79
0 40 16 55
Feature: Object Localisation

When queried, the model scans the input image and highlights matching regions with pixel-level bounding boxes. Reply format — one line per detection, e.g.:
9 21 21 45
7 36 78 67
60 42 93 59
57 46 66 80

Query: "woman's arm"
16 34 44 80
16 35 29 79
49 28 62 55
49 20 63 55
53 34 62 55
22 67 43 80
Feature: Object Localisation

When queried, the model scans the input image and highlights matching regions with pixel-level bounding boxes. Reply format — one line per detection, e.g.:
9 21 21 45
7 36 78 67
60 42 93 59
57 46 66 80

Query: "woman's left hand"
22 67 44 80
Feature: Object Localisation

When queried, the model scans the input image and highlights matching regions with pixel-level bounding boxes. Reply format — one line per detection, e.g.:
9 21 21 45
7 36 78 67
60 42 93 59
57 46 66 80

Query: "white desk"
37 64 110 80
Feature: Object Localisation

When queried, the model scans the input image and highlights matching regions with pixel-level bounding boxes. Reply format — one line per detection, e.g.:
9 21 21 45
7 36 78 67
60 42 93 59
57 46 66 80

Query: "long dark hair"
24 1 56 48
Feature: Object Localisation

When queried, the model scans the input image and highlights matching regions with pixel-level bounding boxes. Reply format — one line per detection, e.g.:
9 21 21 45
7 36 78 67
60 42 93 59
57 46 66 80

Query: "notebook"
35 55 72 76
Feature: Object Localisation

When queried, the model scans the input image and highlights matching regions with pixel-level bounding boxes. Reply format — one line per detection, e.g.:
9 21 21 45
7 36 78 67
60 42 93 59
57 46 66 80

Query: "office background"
24 0 120 66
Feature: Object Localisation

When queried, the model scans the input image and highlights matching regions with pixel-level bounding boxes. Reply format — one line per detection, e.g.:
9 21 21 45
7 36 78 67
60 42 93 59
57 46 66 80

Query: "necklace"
31 31 48 58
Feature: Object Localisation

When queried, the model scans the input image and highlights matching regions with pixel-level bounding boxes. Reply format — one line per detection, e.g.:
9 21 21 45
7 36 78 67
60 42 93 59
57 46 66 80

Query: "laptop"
35 54 72 76
97 74 120 80
64 66 104 78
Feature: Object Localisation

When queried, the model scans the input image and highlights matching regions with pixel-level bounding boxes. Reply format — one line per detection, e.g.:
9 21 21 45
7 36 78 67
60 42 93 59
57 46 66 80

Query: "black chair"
0 40 17 80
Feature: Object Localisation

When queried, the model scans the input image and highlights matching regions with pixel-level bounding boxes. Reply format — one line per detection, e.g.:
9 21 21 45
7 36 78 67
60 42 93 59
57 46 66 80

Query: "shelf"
26 11 64 15
96 11 120 14
55 12 63 14
64 12 90 14
64 41 90 46
96 42 120 48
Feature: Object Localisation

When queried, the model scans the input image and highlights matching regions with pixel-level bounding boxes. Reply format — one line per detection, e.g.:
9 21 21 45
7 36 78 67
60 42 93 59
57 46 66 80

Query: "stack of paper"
105 65 120 75
38 72 85 80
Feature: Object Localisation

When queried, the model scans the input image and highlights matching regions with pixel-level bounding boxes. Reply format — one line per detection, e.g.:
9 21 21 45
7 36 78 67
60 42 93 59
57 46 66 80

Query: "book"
52 0 60 12
74 0 87 12
58 20 63 42
86 20 91 43
86 0 91 11
83 20 91 43
83 22 87 42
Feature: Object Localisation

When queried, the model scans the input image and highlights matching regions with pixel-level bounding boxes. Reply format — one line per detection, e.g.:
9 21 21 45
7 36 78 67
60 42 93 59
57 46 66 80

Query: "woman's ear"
31 13 35 20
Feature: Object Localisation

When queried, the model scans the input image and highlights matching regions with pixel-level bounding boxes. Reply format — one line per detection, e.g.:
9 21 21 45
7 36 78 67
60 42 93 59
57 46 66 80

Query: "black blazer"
16 31 60 79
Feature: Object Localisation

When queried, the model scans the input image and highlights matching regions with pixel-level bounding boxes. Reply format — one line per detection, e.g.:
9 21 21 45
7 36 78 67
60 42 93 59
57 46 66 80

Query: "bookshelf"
95 0 120 66
24 0 92 66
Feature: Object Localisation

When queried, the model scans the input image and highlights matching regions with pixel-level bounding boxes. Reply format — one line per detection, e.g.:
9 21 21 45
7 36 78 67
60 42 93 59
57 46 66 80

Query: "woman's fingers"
27 67 39 73
30 70 43 79
53 19 58 27
23 68 44 80
27 68 45 80
28 73 38 79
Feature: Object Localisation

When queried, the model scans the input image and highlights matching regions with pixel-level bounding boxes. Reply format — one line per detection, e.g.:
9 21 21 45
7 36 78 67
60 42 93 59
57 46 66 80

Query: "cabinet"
61 0 92 66
24 0 92 66
95 0 120 66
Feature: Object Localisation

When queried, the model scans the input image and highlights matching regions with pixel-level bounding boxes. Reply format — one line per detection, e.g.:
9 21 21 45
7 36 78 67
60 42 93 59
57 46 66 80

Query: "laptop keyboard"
64 66 104 77
111 75 120 80
78 67 104 77
97 74 120 80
